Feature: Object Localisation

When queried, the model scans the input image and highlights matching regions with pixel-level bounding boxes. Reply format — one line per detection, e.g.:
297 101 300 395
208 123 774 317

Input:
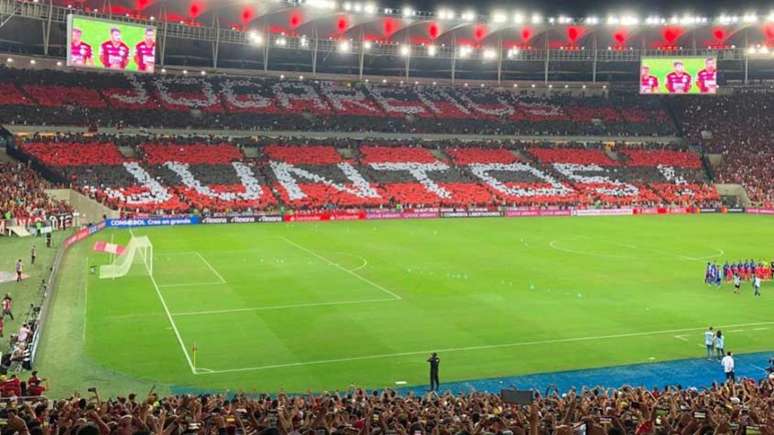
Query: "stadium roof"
2 0 774 81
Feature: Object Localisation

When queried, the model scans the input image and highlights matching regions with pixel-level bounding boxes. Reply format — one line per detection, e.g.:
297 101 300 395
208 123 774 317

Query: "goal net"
99 236 153 279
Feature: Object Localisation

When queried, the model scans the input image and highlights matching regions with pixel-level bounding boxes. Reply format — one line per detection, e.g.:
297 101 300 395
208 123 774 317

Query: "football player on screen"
639 65 659 93
99 27 130 70
69 28 93 66
665 61 692 94
134 27 156 73
696 57 718 94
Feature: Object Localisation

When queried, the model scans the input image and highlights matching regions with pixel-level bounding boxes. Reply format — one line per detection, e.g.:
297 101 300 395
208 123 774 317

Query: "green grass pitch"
35 215 774 396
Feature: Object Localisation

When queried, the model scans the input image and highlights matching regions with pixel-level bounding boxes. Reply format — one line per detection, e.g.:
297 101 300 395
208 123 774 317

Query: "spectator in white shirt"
721 351 735 383
715 330 725 360
704 326 715 360
17 324 31 342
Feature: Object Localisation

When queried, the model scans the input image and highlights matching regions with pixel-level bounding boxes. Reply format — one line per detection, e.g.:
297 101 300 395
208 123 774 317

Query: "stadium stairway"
604 148 620 163
118 146 138 159
46 188 120 221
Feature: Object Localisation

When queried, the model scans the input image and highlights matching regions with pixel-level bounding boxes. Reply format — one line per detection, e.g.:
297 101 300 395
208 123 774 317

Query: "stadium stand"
0 162 73 229
0 67 677 136
1 380 773 434
11 135 718 213
671 93 774 207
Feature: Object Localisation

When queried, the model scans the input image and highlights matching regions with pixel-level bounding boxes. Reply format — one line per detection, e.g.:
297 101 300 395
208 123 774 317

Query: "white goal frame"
99 235 154 279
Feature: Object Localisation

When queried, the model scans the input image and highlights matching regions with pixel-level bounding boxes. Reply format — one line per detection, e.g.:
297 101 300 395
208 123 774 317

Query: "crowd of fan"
671 91 774 207
0 162 72 224
9 133 720 214
0 377 772 434
0 66 675 137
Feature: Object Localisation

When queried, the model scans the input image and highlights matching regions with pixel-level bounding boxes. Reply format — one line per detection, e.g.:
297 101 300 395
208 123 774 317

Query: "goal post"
99 235 153 279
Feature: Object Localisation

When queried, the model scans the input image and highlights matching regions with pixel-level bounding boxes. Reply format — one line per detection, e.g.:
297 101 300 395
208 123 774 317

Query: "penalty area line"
280 237 402 301
195 252 227 284
193 320 774 375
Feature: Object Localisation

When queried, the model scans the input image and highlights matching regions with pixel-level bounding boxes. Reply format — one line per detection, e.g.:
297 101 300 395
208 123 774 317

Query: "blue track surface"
170 351 773 396
399 351 774 396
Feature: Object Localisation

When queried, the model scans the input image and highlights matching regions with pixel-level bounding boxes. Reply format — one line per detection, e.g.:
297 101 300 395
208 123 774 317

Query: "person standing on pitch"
721 351 735 383
715 330 724 360
704 327 715 360
30 246 36 266
427 352 440 392
2 294 13 320
753 275 761 296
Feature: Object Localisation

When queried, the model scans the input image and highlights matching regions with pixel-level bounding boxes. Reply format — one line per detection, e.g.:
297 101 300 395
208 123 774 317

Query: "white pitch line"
195 252 227 284
280 237 402 300
673 335 689 342
194 320 774 375
130 229 197 374
172 297 397 317
83 256 89 342
159 281 226 288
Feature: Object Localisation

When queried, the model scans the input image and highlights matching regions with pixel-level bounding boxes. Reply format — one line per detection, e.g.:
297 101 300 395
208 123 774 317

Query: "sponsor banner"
634 207 664 215
283 212 366 222
366 211 440 220
202 215 282 224
573 208 634 217
505 209 572 218
669 207 694 215
441 211 503 218
64 221 106 248
106 216 201 227
700 208 720 213
746 208 774 215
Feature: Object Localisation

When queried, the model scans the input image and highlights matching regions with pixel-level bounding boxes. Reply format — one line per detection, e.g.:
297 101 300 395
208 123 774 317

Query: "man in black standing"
427 352 440 392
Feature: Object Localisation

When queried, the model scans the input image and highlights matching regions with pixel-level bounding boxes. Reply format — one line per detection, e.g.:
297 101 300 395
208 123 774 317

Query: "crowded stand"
671 93 774 207
0 67 677 136
716 153 774 207
0 378 772 434
0 162 73 231
9 134 719 214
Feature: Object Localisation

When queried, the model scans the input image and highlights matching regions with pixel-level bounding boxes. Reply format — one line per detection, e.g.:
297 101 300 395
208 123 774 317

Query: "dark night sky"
385 0 767 17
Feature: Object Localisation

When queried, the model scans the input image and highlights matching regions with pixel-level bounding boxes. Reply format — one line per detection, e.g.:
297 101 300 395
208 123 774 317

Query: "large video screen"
67 15 157 73
639 57 717 95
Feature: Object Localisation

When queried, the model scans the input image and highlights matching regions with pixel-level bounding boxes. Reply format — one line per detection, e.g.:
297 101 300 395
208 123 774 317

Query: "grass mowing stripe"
129 229 196 374
279 236 402 301
171 297 398 317
194 320 774 375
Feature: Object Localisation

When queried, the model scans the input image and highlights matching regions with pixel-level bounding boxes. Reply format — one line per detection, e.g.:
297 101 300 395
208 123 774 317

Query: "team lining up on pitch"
704 261 770 296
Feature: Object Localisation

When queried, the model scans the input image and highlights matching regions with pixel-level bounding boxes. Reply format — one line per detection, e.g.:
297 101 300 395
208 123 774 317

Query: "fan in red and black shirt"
696 57 718 94
134 27 157 72
665 61 692 94
639 65 659 93
99 27 130 70
69 28 93 66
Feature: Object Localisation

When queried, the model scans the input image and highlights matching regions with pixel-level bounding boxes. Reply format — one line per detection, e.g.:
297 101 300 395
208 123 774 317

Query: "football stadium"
0 0 773 432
